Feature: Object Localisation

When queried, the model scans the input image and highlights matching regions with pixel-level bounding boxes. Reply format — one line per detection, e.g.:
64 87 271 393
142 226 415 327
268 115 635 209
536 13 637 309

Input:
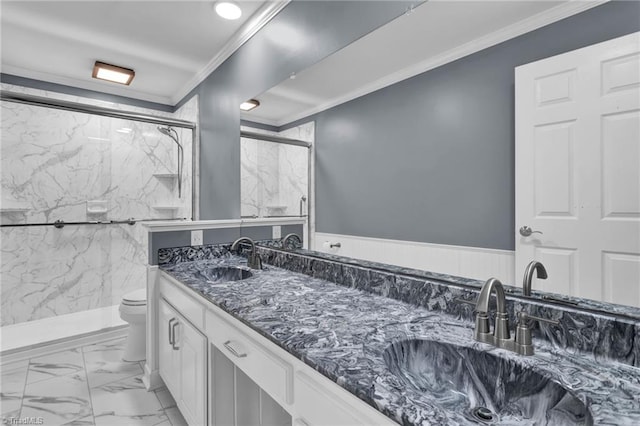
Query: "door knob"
519 226 542 237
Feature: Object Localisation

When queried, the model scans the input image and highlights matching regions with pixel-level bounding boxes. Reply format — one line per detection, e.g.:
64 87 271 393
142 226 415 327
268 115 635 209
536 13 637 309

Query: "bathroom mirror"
242 1 640 314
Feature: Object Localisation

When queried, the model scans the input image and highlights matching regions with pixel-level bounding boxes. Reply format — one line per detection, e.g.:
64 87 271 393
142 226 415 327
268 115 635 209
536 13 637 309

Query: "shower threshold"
1 305 127 361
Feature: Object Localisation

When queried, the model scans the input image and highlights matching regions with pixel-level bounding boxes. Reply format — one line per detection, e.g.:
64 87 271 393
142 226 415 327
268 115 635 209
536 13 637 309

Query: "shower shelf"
153 173 178 179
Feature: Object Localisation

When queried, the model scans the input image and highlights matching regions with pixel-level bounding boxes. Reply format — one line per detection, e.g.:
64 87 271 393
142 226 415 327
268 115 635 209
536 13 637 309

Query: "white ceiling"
0 1 604 113
0 0 285 105
243 0 605 126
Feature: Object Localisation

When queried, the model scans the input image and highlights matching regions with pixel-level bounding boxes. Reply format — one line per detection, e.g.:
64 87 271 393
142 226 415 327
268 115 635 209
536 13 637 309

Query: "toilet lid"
122 289 147 306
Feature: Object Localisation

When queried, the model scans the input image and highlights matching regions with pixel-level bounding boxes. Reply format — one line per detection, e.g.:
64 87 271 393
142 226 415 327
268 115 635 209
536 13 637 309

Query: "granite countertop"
160 256 640 425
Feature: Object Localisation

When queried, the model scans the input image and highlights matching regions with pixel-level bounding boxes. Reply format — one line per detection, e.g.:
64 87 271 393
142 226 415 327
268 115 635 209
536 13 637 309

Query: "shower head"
157 125 184 198
158 126 178 141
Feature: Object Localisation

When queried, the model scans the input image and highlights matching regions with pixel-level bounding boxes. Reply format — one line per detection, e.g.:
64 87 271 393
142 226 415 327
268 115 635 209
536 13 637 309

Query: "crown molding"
240 112 280 128
171 1 291 105
275 0 609 127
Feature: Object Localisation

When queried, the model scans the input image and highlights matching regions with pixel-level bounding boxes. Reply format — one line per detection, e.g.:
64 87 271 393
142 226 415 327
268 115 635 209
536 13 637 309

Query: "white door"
515 31 640 306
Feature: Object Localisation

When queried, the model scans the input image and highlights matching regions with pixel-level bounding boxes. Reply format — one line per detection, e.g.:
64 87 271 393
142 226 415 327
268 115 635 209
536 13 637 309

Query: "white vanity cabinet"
154 271 397 426
158 298 207 426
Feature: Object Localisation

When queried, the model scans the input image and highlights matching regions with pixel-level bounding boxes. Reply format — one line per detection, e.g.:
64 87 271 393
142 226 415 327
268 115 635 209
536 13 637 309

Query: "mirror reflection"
240 124 312 219
242 1 640 311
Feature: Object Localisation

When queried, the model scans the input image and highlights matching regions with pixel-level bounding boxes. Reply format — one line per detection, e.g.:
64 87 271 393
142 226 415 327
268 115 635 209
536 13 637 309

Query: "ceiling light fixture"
240 99 260 111
92 61 135 85
215 1 242 20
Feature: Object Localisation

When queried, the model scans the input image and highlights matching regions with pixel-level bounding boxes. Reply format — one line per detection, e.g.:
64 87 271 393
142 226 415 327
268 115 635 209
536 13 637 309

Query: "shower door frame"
0 90 199 220
240 129 313 249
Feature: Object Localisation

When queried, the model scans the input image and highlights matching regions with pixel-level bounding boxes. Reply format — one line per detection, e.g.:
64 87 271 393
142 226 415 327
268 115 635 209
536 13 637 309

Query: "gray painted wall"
176 1 412 220
284 0 640 251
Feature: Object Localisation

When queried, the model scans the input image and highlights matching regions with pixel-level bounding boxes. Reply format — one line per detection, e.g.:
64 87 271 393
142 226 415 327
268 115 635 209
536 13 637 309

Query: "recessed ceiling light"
240 99 260 111
92 61 135 85
215 1 242 20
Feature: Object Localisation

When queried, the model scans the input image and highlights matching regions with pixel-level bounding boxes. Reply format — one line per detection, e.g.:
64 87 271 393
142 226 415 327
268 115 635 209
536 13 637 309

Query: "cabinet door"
176 315 207 426
159 299 180 397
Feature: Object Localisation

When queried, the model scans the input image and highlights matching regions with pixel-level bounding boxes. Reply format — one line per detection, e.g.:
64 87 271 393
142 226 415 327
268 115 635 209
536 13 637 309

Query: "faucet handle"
453 297 476 307
517 311 560 326
248 252 262 270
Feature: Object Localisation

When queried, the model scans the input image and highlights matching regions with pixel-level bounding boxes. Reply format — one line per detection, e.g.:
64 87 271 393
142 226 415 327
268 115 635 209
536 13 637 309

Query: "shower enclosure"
240 122 313 219
0 90 196 328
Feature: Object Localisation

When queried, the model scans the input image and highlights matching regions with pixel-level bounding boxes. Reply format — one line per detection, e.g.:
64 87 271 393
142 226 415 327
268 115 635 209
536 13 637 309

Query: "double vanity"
146 240 640 425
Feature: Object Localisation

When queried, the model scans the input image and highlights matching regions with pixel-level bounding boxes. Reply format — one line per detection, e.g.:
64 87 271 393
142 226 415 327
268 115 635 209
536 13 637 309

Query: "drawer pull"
168 318 176 345
223 340 247 358
171 320 180 350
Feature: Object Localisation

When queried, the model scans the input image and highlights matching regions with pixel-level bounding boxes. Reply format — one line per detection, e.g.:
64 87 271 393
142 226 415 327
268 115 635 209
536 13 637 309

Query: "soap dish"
87 200 108 214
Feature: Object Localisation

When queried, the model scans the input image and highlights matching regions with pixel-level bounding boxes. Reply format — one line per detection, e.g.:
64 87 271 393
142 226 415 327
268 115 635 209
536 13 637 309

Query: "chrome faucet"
474 278 511 345
281 233 302 250
468 277 559 356
523 261 547 296
230 237 262 270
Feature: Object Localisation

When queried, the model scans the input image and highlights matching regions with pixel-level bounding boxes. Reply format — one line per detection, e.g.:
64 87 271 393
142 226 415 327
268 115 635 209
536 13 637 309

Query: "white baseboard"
313 232 516 285
142 363 164 391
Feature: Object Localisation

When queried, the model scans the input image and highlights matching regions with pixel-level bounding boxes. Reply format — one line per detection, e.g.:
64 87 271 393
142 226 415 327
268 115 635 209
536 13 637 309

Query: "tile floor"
1 338 188 426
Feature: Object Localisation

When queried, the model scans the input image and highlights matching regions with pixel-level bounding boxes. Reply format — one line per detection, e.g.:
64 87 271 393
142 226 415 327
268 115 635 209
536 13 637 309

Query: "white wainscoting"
313 232 516 285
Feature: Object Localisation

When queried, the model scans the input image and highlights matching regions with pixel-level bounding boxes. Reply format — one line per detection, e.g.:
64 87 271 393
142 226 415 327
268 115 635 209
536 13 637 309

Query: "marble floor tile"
83 338 142 388
91 375 167 426
27 347 85 384
4 336 187 426
1 360 29 417
59 415 95 425
20 370 92 425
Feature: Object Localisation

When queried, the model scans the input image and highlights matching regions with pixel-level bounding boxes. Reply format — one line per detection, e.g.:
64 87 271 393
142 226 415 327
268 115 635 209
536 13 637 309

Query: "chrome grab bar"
0 217 188 228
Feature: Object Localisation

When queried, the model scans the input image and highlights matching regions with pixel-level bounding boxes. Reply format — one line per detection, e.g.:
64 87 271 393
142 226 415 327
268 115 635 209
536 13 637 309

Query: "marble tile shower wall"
0 84 197 326
158 242 640 367
240 122 312 217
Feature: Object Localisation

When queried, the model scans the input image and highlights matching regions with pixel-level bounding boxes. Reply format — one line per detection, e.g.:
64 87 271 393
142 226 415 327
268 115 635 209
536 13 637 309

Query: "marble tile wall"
0 85 198 326
240 122 312 218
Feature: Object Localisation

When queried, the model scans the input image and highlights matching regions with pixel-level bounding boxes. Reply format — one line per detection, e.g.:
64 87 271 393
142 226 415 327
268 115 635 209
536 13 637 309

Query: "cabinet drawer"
206 309 293 406
295 371 364 426
295 371 396 426
159 273 204 330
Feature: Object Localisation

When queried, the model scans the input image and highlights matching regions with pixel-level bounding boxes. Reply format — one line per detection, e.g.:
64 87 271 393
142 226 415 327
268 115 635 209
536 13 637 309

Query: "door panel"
159 299 179 396
602 111 640 218
178 316 207 426
533 121 576 217
535 247 577 296
603 252 640 306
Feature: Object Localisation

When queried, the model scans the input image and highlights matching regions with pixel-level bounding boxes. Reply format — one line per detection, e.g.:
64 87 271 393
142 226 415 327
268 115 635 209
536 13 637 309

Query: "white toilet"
119 288 147 362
